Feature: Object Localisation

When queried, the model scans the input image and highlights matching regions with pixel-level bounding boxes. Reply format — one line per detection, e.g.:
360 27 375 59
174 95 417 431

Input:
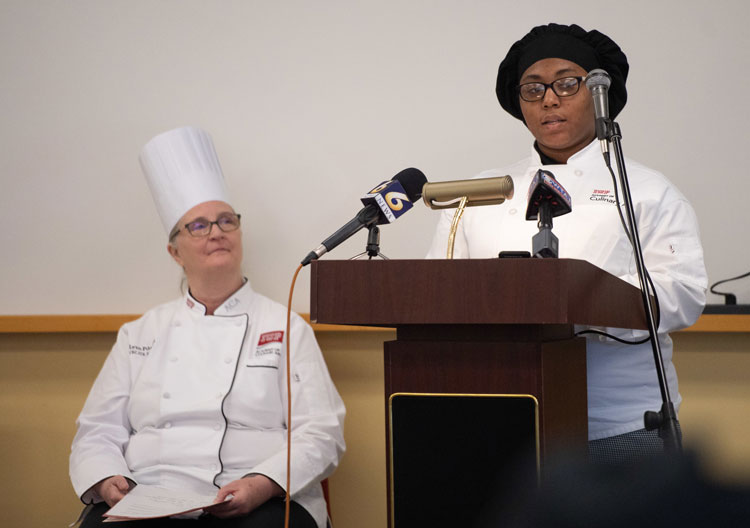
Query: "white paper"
103 484 227 520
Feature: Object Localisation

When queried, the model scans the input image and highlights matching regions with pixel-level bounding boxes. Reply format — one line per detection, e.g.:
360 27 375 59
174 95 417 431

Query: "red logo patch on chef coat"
249 331 284 367
258 331 284 346
186 298 195 309
589 189 617 204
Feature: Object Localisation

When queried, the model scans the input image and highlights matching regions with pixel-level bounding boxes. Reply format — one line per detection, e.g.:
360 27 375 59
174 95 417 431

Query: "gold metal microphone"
421 176 514 209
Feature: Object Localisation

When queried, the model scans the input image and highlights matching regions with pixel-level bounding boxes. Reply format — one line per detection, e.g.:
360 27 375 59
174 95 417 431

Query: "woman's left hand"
207 474 284 518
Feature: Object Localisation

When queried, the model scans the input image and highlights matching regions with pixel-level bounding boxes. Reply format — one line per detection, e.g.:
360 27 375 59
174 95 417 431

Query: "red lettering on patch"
258 331 284 345
593 189 609 194
186 298 194 308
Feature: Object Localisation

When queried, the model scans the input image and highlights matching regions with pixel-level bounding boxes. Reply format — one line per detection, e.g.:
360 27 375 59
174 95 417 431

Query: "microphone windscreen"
585 69 611 89
393 168 428 201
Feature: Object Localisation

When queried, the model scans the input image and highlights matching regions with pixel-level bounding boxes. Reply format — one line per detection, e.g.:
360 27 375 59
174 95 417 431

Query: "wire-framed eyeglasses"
172 213 242 239
518 76 586 102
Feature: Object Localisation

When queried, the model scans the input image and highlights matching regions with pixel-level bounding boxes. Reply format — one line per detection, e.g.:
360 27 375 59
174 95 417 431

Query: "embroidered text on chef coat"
247 330 284 368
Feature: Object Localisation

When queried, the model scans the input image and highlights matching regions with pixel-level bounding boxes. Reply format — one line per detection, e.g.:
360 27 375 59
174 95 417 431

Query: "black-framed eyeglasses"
172 212 241 239
518 76 586 102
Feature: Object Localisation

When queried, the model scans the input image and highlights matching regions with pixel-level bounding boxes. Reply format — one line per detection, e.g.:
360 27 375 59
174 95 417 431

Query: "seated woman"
70 126 345 527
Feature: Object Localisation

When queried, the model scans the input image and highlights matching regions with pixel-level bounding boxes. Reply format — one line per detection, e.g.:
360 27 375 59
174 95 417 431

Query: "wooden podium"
310 258 647 526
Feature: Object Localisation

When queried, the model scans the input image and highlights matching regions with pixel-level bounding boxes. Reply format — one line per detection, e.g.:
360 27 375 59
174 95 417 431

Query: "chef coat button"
164 422 172 429
216 392 223 399
509 208 517 215
224 356 233 364
163 392 171 399
214 423 222 431
574 169 583 176
210 463 218 471
170 356 178 362
173 321 181 327
235 320 244 326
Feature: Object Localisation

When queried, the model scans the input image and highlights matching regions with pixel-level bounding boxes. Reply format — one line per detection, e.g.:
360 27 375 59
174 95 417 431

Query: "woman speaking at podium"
426 24 707 464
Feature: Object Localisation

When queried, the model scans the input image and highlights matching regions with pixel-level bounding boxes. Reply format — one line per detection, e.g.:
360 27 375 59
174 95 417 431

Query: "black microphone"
585 68 612 160
525 169 572 258
525 169 572 222
301 168 427 266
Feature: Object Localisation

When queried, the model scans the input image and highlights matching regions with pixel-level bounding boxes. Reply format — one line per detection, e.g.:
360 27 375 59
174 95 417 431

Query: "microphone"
585 69 612 160
301 168 427 266
525 169 571 259
422 176 514 209
525 169 572 221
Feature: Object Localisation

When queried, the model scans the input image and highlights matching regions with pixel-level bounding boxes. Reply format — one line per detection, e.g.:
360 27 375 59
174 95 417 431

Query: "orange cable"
284 263 303 528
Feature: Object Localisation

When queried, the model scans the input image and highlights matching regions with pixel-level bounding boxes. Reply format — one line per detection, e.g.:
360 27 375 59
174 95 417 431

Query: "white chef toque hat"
139 126 230 235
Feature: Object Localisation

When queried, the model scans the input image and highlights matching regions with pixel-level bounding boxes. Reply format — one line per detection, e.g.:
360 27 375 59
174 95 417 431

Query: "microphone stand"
532 201 559 258
351 224 389 260
604 120 682 452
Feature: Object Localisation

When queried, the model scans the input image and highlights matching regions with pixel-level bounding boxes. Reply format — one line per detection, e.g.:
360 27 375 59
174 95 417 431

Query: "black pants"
588 422 682 465
79 498 317 528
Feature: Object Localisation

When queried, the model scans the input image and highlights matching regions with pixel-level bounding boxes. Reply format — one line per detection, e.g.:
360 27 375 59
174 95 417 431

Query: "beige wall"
2 1 750 316
1 330 748 528
672 332 750 481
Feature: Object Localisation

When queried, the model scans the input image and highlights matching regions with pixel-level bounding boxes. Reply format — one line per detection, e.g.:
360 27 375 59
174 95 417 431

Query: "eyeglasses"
518 76 586 102
173 212 241 239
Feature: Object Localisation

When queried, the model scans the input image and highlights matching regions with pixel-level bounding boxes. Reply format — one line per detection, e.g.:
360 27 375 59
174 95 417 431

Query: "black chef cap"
496 23 629 122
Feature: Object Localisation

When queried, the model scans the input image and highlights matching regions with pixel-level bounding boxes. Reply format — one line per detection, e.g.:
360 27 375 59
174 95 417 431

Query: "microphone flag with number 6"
361 179 413 224
300 168 427 266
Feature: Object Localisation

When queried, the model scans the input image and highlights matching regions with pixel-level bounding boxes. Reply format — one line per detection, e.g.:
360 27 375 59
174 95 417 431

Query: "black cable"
575 328 651 344
573 163 661 345
709 270 750 304
606 160 662 330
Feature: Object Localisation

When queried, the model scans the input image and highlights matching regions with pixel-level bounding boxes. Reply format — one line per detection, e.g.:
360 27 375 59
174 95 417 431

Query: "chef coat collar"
184 278 256 316
534 142 561 165
529 138 601 168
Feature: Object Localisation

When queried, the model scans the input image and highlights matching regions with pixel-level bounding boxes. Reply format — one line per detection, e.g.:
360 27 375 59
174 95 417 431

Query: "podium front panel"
388 393 539 527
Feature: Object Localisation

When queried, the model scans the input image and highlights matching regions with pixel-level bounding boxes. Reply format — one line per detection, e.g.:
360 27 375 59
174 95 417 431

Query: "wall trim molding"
0 314 747 334
0 314 392 334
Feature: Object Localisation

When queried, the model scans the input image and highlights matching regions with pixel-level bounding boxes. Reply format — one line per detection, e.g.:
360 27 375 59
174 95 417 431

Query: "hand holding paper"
104 485 230 521
207 475 284 519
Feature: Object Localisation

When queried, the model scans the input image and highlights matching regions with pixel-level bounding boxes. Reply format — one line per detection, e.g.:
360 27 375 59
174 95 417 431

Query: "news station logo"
361 180 413 223
526 170 571 206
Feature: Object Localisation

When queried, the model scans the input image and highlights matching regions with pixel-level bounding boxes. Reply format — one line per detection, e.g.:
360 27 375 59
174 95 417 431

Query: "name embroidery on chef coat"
225 297 240 310
247 330 285 368
128 340 154 357
589 189 617 204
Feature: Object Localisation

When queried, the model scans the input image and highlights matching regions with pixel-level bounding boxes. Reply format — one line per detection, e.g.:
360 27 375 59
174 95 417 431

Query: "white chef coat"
426 140 707 440
70 280 345 527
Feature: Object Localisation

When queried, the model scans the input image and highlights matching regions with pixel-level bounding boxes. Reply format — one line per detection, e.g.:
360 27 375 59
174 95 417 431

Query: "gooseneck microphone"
301 168 427 266
585 68 612 161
